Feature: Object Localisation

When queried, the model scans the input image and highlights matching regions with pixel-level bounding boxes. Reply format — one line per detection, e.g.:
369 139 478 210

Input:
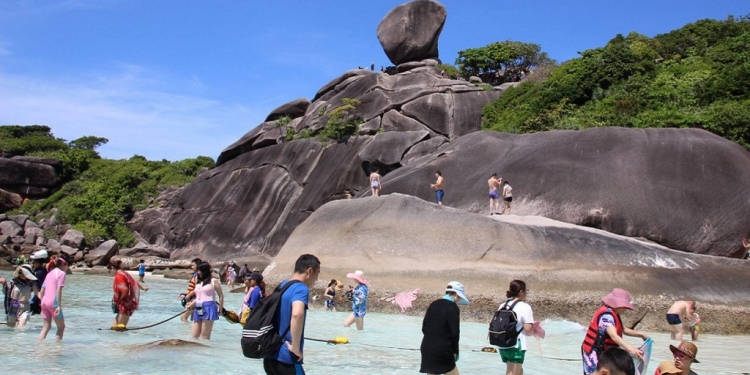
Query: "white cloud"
0 66 264 161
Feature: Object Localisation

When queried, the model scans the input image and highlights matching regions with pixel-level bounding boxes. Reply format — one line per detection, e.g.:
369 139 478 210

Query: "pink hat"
602 288 635 310
346 270 369 285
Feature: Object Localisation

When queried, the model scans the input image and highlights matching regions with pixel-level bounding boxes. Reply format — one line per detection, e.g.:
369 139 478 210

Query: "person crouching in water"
419 281 470 375
108 259 141 328
343 270 369 330
185 262 224 340
1 264 41 328
38 253 72 341
581 288 649 375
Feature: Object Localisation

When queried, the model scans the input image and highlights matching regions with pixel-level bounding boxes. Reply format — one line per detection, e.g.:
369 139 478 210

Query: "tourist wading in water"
581 288 649 375
1 264 40 328
108 259 148 328
431 171 445 206
343 270 369 330
29 250 49 316
370 168 381 197
324 279 338 312
179 258 202 322
497 280 535 375
263 254 321 375
666 300 696 341
654 341 699 375
419 281 470 375
488 173 502 215
38 253 72 341
185 262 224 340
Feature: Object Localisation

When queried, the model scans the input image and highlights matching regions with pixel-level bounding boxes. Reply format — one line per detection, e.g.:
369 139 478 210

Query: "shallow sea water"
1 272 747 375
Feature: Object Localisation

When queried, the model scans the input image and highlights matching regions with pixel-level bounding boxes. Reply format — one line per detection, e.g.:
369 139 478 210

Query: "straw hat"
669 341 700 363
601 288 635 310
346 270 369 285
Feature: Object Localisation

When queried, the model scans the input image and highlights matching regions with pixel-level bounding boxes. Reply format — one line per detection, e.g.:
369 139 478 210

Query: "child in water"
324 279 337 312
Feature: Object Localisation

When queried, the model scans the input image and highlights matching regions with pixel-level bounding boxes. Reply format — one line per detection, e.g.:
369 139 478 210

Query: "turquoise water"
1 272 747 374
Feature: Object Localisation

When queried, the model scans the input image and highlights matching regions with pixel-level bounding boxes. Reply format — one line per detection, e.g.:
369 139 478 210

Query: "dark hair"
139 259 144 263
596 347 635 375
328 279 337 288
191 258 202 265
107 259 123 270
491 173 497 178
197 262 212 286
506 280 527 299
294 254 321 274
503 181 509 185
435 171 442 176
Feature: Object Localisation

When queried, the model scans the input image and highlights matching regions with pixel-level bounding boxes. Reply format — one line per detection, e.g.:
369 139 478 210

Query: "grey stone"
469 76 482 83
358 117 382 136
24 220 39 230
0 235 9 245
42 215 57 230
216 121 276 166
0 189 22 212
10 214 28 227
47 239 61 253
0 220 22 236
377 0 447 65
24 232 37 245
358 130 429 166
60 229 85 249
60 245 77 257
119 242 170 259
401 93 451 136
265 98 311 122
10 155 63 170
396 61 427 73
0 214 6 221
11 236 25 245
382 110 431 133
84 239 120 266
0 158 61 198
401 137 446 166
313 70 372 102
252 125 287 149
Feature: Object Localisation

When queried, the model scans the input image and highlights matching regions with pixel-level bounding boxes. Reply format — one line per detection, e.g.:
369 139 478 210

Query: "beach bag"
241 280 300 359
488 300 521 347
240 307 251 325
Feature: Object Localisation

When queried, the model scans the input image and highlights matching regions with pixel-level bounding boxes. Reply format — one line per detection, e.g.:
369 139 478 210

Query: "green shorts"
499 342 526 364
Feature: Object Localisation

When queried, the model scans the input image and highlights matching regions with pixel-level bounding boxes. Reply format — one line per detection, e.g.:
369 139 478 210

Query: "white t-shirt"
503 185 513 198
498 300 534 350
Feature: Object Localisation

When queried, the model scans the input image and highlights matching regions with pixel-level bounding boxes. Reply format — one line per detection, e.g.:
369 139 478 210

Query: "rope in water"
98 310 186 331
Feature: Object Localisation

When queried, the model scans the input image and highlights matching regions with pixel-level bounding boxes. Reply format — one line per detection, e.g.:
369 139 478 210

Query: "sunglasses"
673 351 692 361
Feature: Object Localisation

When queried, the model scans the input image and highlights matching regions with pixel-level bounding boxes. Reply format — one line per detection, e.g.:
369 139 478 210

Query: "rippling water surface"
2 272 747 374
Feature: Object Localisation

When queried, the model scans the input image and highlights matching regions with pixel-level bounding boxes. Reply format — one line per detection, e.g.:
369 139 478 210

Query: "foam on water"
2 272 747 374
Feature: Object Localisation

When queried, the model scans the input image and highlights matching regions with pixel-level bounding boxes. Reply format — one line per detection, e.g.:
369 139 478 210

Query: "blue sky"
0 0 746 161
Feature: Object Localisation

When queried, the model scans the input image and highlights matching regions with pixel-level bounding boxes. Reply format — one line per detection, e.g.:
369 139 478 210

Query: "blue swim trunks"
435 190 444 203
489 190 499 199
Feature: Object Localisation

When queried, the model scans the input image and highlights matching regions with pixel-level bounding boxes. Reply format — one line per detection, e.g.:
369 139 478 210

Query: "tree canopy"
455 40 554 85
481 16 750 148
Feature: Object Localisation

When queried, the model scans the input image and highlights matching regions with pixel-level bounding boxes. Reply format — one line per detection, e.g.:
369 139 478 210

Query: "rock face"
60 229 85 249
267 194 750 304
84 239 120 266
0 157 62 202
377 0 447 65
373 128 750 258
119 242 170 259
0 189 23 212
265 98 311 122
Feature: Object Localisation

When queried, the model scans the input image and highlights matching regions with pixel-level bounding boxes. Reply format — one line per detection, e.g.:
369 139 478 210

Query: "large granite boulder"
84 239 119 266
60 229 85 249
265 98 311 122
268 194 750 303
119 242 170 259
358 130 429 167
0 157 61 198
377 0 447 65
0 188 22 212
0 220 23 236
374 128 750 258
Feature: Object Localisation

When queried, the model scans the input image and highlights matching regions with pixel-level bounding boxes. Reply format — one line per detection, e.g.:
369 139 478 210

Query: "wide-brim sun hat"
657 360 680 374
602 288 635 310
669 341 700 363
446 281 470 305
13 265 37 281
31 250 48 260
346 270 369 285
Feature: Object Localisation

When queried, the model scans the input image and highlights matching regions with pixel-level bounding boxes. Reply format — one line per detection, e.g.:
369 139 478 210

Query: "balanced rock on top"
377 0 447 65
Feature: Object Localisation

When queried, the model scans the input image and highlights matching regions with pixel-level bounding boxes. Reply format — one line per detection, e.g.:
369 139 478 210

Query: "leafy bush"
480 16 750 148
319 98 363 141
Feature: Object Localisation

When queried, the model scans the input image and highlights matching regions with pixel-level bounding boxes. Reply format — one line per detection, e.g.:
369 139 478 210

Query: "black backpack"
241 280 301 359
488 300 521 347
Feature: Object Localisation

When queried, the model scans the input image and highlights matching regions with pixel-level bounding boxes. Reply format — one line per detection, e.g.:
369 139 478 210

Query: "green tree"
69 136 109 151
455 40 554 85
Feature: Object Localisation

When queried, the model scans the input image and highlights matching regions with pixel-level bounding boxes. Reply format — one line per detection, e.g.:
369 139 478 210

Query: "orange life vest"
581 305 623 354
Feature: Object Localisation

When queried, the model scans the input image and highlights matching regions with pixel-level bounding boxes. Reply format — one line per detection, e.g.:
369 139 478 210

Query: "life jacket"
581 305 623 354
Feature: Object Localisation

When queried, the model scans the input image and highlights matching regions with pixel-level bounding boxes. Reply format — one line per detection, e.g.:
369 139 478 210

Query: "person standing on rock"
431 171 445 206
180 258 202 322
370 168 382 197
419 281 469 375
344 270 369 330
501 181 513 215
263 254 320 375
581 288 649 375
666 301 695 341
488 173 502 215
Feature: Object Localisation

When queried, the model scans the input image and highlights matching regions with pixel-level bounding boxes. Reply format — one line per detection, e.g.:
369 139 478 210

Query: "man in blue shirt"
138 259 146 283
263 254 320 375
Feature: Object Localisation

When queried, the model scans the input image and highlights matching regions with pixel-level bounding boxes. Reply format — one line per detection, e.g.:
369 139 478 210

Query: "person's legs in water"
53 315 66 341
354 317 364 330
666 314 683 340
39 317 52 341
200 320 214 340
343 313 355 327
191 319 202 339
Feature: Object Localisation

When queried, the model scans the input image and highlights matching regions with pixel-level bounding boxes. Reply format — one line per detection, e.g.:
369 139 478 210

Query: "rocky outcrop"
119 242 170 259
377 0 446 65
0 157 62 202
0 189 23 212
267 194 750 304
265 98 311 122
60 229 85 249
372 128 750 258
84 239 119 266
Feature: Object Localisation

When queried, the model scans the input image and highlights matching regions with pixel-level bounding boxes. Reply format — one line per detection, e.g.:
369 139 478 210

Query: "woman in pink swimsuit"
38 253 71 341
186 262 224 340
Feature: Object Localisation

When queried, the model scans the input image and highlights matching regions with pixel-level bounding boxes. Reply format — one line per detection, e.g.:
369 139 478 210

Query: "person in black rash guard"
419 281 470 375
29 250 49 315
